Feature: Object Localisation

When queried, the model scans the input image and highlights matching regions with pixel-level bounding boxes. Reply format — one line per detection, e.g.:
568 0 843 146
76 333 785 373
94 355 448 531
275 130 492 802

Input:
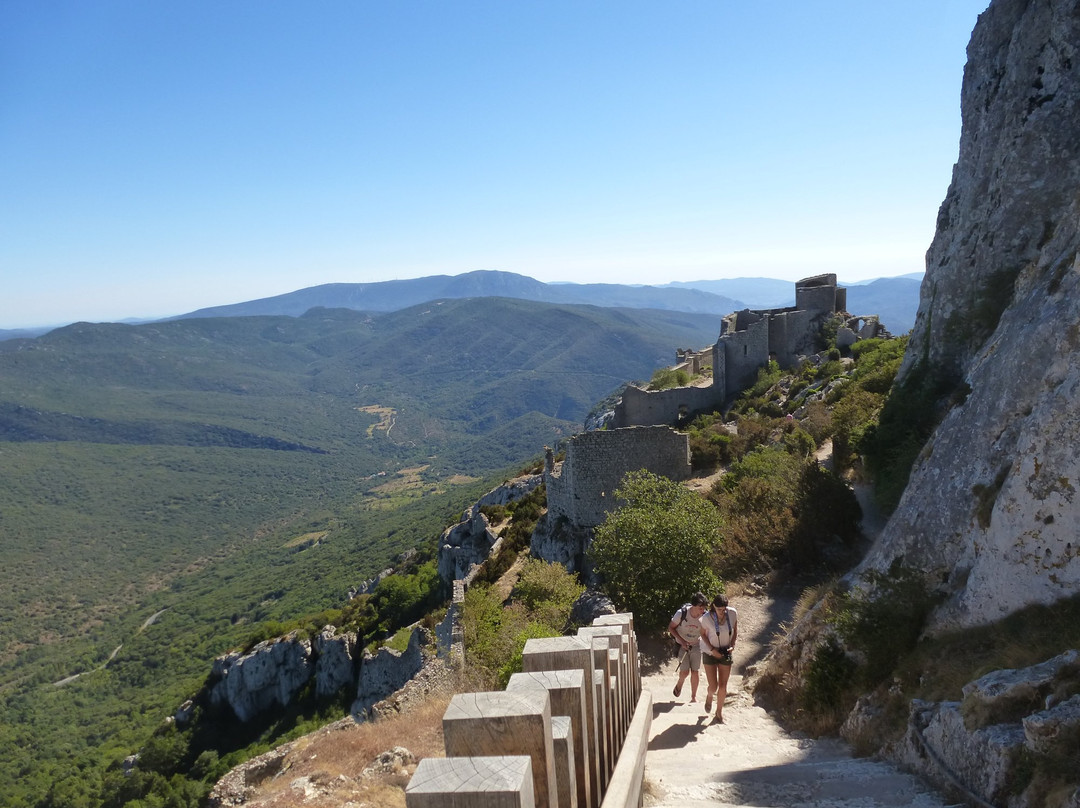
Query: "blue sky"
1 1 990 329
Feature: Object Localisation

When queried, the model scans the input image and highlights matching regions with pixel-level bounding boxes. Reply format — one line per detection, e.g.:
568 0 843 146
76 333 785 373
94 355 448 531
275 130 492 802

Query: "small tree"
591 470 723 627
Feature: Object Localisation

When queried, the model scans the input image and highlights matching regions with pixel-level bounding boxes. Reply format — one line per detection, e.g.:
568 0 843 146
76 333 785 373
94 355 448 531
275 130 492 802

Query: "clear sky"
1 1 990 329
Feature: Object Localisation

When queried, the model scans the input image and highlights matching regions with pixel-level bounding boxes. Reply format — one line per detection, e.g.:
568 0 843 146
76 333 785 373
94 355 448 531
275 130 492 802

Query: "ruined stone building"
543 426 691 529
611 273 885 429
532 273 886 559
532 426 691 572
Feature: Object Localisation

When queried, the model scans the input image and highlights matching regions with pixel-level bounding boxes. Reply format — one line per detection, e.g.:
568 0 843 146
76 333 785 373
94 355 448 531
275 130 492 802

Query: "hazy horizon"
2 1 983 328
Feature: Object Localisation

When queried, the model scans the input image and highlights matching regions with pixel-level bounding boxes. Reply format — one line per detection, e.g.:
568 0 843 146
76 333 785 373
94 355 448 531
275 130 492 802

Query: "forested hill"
0 297 721 806
176 269 744 319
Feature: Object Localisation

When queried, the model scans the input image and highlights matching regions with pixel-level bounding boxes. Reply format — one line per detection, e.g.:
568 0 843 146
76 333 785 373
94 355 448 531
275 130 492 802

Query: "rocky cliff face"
863 0 1080 631
209 633 316 723
436 474 543 586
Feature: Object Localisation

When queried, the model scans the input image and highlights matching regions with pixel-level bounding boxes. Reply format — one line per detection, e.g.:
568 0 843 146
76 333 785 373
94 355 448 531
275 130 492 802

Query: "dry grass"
355 404 396 437
234 695 452 807
282 531 329 549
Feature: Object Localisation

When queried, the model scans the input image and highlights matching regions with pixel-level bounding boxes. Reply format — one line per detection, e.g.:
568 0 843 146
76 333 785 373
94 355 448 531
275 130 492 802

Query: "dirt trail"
640 588 948 808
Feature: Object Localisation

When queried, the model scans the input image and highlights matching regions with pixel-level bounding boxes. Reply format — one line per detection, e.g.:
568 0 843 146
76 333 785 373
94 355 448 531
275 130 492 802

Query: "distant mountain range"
175 269 745 321
175 269 921 334
1 269 922 343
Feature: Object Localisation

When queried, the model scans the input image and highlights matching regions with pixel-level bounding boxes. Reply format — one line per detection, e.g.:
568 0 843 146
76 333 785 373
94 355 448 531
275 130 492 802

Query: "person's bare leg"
689 669 700 702
715 664 732 721
703 664 718 713
673 668 688 698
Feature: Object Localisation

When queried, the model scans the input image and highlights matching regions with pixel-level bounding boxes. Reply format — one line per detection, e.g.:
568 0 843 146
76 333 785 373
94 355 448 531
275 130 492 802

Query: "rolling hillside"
0 297 721 805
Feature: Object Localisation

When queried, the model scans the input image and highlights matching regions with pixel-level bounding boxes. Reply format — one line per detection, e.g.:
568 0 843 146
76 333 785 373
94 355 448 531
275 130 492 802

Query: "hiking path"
639 586 951 808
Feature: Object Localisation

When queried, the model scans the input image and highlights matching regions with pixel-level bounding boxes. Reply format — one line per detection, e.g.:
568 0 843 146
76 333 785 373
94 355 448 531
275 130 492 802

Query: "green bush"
591 470 723 627
370 561 441 634
707 447 859 575
687 421 735 470
782 427 816 459
829 389 885 471
512 559 585 621
834 565 937 687
803 635 857 711
460 568 574 687
648 367 690 391
862 360 963 513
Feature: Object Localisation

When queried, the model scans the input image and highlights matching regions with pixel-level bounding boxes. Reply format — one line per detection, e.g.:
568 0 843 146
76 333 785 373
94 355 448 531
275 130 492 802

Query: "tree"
590 470 723 627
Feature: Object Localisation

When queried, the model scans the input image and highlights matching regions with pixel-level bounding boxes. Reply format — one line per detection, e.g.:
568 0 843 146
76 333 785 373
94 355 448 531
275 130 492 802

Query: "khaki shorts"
677 644 702 672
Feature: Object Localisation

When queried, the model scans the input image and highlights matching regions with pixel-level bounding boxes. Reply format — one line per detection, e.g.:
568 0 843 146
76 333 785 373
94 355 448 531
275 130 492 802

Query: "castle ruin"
532 274 886 561
611 273 885 429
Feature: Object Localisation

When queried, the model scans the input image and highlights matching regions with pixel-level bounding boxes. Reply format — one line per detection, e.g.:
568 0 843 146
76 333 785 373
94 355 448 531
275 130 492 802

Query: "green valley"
0 298 721 806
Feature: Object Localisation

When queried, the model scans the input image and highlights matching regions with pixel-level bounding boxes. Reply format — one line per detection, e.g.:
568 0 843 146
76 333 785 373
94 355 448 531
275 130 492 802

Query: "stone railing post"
507 669 592 808
405 612 648 808
442 690 557 808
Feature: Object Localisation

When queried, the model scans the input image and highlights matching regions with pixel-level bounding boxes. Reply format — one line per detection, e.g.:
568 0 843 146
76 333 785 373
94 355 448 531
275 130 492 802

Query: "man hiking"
668 592 708 702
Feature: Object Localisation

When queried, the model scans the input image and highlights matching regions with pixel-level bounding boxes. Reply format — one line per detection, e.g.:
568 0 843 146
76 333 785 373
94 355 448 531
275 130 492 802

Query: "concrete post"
507 670 592 808
443 691 557 808
406 756 535 808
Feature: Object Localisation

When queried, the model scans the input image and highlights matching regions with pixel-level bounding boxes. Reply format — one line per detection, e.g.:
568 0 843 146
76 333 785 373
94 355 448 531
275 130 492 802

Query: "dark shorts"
703 650 733 666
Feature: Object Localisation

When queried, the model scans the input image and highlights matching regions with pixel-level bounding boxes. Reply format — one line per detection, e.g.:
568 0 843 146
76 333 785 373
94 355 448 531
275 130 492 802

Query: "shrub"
512 559 585 619
648 367 690 391
862 360 963 513
829 389 885 471
591 470 723 627
783 427 816 459
686 418 735 470
460 571 572 687
803 635 857 711
834 564 937 687
707 448 859 575
370 561 441 634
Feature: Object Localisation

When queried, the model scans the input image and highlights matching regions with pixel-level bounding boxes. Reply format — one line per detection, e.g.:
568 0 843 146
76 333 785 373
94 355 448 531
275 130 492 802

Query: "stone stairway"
642 662 953 808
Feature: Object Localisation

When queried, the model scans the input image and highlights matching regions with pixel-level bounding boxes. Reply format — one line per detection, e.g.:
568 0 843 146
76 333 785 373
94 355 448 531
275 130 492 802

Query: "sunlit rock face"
862 0 1080 632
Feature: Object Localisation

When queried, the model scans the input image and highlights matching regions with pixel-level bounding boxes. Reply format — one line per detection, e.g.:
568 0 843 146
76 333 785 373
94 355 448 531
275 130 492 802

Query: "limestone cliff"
863 0 1080 631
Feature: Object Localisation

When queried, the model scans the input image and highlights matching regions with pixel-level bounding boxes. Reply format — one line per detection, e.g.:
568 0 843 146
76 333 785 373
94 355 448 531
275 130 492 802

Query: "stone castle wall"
610 382 722 430
719 315 771 398
611 273 852 427
545 426 691 528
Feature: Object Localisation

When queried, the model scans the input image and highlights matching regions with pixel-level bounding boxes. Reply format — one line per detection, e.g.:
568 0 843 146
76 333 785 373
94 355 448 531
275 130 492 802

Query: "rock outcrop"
209 626 360 722
893 651 1080 808
351 627 430 717
437 507 500 585
436 474 542 585
313 626 359 699
209 633 314 722
859 0 1080 632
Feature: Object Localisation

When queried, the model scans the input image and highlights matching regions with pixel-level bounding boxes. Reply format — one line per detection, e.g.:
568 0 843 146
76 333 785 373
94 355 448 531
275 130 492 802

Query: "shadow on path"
649 717 711 751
